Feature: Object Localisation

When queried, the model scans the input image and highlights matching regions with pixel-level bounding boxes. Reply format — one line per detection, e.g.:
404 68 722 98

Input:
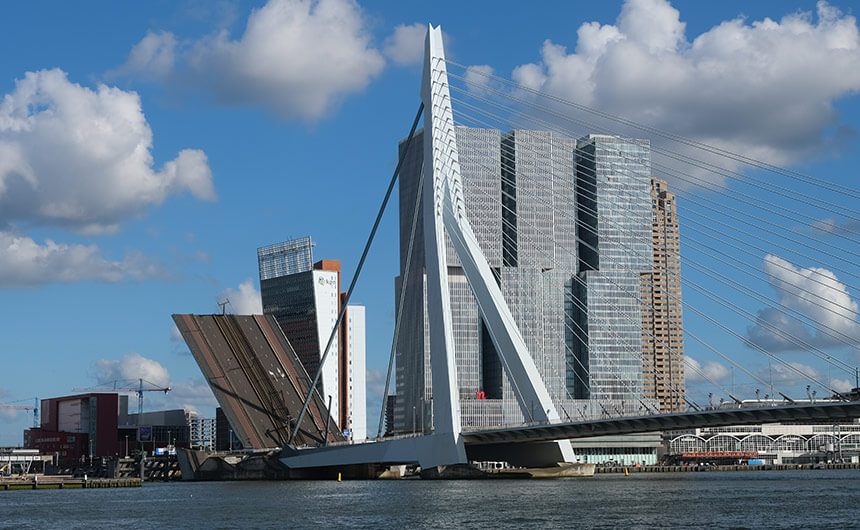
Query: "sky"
1 0 860 445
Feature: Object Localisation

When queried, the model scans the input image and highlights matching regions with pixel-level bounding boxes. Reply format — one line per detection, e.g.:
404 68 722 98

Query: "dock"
0 476 142 490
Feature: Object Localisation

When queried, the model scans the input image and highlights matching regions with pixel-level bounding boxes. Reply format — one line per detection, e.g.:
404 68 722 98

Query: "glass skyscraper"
573 134 652 403
393 129 655 434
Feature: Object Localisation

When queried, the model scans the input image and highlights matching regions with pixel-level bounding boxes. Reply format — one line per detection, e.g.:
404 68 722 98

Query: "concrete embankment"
1 476 142 490
596 463 860 474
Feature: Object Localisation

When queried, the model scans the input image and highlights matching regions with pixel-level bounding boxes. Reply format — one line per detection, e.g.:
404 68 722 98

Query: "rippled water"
2 470 859 529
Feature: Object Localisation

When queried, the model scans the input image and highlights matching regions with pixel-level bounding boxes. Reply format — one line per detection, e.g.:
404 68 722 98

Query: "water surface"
2 469 858 528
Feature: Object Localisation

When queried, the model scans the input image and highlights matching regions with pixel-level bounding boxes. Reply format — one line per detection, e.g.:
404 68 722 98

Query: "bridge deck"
461 402 860 445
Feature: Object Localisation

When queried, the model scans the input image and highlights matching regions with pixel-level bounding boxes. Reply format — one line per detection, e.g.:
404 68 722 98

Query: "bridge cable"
288 102 424 445
436 110 850 400
376 160 425 439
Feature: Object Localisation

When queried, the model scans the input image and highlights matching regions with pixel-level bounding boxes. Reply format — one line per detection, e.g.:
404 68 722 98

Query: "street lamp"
125 435 129 458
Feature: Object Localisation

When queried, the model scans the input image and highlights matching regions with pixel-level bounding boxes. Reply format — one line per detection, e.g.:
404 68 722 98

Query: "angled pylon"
421 24 574 465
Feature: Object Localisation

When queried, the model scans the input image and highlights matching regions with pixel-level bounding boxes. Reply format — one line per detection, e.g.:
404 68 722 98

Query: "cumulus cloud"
92 353 216 413
117 0 384 121
0 231 167 287
747 254 860 352
0 68 215 234
159 378 218 413
685 356 730 383
832 378 854 393
383 23 428 66
757 361 823 388
107 31 177 81
217 278 262 314
94 352 171 387
510 0 860 166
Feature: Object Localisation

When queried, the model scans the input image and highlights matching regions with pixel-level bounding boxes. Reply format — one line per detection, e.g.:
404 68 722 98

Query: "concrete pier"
1 475 142 490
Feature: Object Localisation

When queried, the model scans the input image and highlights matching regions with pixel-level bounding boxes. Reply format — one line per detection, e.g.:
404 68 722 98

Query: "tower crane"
73 378 171 415
0 398 39 427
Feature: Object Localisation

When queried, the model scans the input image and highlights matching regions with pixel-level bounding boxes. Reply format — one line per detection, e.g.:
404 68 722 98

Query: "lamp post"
125 435 129 458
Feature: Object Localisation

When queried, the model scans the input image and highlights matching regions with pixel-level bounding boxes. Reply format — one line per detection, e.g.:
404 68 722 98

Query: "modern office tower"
343 303 366 440
258 238 366 435
572 134 653 403
641 178 686 412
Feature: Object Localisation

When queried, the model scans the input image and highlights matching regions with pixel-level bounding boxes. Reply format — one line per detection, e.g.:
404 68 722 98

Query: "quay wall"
596 463 860 474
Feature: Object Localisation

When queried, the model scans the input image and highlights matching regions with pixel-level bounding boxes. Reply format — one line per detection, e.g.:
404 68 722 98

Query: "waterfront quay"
597 462 860 473
0 475 141 490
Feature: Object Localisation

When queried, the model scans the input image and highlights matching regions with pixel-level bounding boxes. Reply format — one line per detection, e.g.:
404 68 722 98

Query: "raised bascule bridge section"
173 314 344 450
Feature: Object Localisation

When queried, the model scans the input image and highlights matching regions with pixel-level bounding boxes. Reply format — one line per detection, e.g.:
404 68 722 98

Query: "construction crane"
0 398 39 428
73 379 171 415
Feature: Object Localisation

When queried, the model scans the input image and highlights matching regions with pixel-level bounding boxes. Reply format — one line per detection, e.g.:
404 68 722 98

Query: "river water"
2 469 858 528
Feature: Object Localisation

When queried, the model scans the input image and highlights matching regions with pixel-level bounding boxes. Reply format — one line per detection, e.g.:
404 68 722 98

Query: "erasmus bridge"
177 25 860 471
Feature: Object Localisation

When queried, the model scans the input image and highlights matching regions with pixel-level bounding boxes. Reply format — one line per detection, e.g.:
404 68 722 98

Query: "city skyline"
2 0 860 446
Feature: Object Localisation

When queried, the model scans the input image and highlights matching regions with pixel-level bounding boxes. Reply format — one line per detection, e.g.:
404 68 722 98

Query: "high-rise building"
641 177 686 412
258 237 365 437
572 135 653 403
343 302 366 441
393 128 654 434
393 128 661 433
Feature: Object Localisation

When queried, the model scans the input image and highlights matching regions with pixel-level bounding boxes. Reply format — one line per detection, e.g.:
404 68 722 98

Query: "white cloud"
510 0 860 166
463 64 496 96
832 378 854 393
685 356 730 383
93 352 171 387
119 0 384 121
747 254 860 352
0 231 167 287
758 361 822 388
217 278 262 314
92 353 217 413
160 378 218 413
107 31 177 81
383 23 428 66
0 68 215 234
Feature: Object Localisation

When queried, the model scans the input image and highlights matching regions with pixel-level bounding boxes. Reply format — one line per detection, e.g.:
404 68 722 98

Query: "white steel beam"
422 24 573 465
420 24 467 466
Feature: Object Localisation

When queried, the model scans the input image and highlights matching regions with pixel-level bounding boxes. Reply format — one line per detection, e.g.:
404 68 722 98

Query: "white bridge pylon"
282 25 574 470
421 25 575 465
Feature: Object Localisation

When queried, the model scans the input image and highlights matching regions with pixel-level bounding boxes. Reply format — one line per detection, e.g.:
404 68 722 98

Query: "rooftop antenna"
218 299 231 315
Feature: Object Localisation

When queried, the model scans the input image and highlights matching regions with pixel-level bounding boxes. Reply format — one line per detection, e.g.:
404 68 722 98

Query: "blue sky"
1 0 859 445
